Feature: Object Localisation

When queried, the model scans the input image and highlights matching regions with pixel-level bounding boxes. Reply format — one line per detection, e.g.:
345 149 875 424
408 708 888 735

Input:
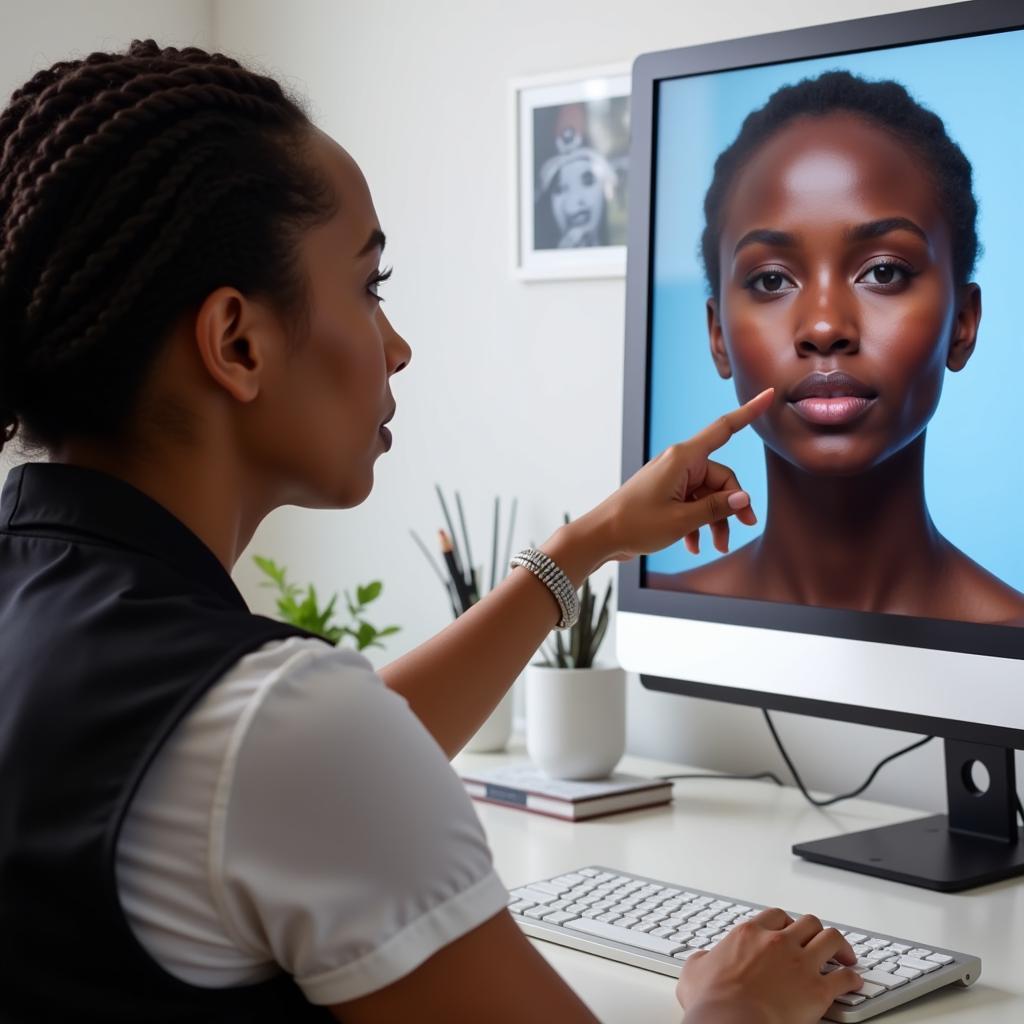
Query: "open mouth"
787 371 878 427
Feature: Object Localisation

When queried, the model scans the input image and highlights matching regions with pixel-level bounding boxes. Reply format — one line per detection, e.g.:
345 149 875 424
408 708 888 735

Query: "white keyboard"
508 866 980 1022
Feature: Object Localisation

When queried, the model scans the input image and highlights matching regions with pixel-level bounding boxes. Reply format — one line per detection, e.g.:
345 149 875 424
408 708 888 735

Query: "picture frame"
510 64 631 281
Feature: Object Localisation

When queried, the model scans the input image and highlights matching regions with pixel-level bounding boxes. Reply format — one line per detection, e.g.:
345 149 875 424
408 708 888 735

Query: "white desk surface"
454 743 1024 1023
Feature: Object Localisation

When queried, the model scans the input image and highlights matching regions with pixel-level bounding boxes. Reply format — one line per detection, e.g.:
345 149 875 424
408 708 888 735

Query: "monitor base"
794 814 1024 891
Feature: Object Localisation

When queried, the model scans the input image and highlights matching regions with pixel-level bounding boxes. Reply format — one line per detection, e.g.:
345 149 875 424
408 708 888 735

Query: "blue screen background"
646 28 1024 593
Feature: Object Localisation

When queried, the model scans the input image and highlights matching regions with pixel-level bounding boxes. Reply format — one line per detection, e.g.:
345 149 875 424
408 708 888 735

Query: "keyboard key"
887 943 911 954
859 970 909 990
907 948 933 959
566 918 684 956
509 901 533 914
542 911 579 925
524 906 550 919
898 956 942 973
554 874 587 886
673 949 702 961
857 981 887 998
927 953 954 965
531 881 571 896
895 966 922 980
511 887 559 905
579 868 599 876
834 993 867 1006
845 932 867 944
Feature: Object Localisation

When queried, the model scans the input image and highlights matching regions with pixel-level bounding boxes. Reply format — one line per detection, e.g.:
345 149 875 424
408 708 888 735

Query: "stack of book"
459 763 673 821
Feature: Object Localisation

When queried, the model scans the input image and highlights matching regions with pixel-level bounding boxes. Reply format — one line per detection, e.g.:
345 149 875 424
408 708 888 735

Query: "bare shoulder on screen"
646 540 762 598
938 542 1024 627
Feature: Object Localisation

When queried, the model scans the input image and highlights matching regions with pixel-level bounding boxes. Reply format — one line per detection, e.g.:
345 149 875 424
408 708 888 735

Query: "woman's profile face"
248 129 411 510
708 112 981 477
551 156 604 239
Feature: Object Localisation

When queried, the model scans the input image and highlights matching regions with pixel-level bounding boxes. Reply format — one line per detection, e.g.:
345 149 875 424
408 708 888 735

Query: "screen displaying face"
645 29 1024 628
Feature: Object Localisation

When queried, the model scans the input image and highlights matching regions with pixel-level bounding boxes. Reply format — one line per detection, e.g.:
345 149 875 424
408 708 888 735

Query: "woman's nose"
384 314 411 375
794 278 860 357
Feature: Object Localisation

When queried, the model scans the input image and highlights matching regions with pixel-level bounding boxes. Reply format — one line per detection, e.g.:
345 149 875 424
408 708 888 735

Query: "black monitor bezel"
620 0 1024 739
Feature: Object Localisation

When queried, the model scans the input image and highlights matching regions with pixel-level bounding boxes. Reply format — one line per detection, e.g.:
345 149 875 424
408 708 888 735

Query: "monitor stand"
794 739 1024 891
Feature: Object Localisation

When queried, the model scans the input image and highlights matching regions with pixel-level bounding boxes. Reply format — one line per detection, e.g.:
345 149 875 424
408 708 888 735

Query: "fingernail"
727 490 749 510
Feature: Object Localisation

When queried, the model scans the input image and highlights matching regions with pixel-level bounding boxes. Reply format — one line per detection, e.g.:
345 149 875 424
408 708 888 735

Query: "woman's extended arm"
330 905 861 1024
379 390 773 758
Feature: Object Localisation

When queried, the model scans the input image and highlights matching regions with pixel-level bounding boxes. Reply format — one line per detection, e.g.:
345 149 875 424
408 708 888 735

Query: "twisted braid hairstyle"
700 70 979 302
0 39 337 453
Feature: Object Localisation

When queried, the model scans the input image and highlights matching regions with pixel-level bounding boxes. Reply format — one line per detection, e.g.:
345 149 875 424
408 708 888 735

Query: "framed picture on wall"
510 65 631 281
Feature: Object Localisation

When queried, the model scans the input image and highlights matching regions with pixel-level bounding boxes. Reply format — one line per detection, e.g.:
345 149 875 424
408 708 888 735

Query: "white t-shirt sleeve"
206 643 508 1005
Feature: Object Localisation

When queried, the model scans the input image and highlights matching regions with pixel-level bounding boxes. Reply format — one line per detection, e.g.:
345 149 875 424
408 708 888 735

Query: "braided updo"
0 39 337 454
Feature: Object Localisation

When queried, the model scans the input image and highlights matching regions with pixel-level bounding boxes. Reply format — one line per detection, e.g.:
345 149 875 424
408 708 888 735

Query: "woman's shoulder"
937 543 1024 626
646 540 760 597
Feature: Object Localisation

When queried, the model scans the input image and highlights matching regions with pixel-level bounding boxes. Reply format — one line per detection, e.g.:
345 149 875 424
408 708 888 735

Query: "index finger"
691 388 774 457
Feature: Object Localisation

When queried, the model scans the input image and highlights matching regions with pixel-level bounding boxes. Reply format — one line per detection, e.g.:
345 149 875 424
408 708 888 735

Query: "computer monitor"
617 0 1024 892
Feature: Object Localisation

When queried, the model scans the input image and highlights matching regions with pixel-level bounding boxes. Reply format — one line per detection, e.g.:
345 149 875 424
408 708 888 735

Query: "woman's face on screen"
707 112 981 476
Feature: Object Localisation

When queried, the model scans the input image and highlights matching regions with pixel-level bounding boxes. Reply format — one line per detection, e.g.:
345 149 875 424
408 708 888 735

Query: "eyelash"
368 266 393 301
857 257 916 290
743 258 918 297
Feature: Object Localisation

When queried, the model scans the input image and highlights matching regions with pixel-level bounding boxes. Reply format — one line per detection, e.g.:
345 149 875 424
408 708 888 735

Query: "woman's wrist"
681 998 774 1024
537 513 611 590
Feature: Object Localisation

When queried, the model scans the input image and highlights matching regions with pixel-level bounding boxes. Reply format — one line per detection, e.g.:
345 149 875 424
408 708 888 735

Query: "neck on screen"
755 433 944 612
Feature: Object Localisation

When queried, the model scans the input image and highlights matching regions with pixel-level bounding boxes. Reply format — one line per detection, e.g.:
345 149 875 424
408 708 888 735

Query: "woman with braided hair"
0 41 863 1023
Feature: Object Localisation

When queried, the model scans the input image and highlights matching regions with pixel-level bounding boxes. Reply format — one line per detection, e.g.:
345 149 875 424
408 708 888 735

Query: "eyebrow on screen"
733 217 928 258
733 228 796 256
845 217 928 244
357 228 386 257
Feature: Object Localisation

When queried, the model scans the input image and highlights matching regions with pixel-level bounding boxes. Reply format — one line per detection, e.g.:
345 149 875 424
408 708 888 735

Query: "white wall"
0 0 215 481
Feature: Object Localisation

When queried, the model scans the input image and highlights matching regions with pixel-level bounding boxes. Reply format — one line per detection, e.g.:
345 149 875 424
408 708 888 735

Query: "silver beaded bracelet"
510 548 580 630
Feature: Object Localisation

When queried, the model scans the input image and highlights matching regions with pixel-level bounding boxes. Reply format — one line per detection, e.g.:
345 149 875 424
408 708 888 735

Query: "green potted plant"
253 556 400 650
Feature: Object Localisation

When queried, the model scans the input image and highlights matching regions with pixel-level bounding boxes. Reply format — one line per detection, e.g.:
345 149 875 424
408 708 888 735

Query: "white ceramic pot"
463 685 515 753
526 663 626 779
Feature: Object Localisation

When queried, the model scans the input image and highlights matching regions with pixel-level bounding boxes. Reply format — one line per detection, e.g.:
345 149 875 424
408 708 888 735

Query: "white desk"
454 743 1024 1023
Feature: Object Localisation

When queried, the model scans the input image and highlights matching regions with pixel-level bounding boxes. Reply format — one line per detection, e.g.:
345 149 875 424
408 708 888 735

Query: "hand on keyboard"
675 907 863 1024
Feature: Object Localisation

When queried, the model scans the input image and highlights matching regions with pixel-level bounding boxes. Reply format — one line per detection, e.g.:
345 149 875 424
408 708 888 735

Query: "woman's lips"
786 370 877 426
790 396 876 426
379 425 393 451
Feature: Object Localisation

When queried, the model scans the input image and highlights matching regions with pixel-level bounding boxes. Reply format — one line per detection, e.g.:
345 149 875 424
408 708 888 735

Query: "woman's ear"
707 298 733 379
947 283 981 372
192 287 266 404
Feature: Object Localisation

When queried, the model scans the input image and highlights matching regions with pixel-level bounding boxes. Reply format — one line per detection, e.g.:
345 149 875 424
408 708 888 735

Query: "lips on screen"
642 27 1024 627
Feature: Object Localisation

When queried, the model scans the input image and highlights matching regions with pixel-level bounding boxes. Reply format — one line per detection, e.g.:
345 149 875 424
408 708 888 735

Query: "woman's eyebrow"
356 228 386 257
846 217 928 244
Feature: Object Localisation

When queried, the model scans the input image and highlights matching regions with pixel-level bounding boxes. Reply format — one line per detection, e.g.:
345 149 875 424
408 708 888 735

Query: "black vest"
0 462 333 1023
